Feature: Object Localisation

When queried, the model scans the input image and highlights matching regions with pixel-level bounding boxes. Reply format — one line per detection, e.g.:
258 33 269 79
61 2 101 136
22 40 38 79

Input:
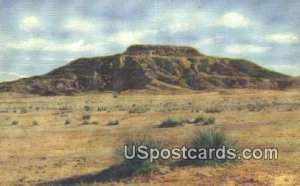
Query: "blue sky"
0 0 299 82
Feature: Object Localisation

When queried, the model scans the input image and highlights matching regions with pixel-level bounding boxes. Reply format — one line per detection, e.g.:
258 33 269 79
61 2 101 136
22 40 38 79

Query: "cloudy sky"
0 0 299 82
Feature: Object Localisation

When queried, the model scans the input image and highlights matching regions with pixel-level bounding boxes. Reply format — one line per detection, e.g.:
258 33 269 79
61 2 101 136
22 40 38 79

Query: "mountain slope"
0 45 292 95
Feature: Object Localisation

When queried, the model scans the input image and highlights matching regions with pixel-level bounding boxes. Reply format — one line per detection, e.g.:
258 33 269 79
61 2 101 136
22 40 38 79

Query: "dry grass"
0 89 299 185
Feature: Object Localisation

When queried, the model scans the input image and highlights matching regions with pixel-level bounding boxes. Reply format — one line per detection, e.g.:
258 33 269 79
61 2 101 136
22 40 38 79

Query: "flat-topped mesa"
124 44 204 57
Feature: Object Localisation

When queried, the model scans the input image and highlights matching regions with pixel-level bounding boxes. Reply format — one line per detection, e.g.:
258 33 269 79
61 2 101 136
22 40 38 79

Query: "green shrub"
203 117 215 125
191 115 216 125
195 115 206 123
82 114 91 120
128 107 149 114
97 106 106 112
247 102 264 112
20 107 27 114
32 120 38 125
90 121 99 125
11 120 18 125
84 106 91 112
188 129 237 165
81 120 89 125
116 135 164 176
113 92 119 98
64 119 71 125
107 120 119 126
205 108 222 113
159 118 183 128
81 120 98 125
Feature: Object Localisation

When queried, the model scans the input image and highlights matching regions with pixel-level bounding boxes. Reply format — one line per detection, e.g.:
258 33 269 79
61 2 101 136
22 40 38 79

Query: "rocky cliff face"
0 45 291 95
124 45 204 57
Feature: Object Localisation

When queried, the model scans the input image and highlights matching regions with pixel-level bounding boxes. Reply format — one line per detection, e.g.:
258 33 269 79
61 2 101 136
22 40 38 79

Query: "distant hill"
0 44 294 95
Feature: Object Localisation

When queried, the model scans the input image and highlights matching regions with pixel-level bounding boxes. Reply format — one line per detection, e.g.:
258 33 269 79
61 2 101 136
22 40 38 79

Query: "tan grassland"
0 89 299 185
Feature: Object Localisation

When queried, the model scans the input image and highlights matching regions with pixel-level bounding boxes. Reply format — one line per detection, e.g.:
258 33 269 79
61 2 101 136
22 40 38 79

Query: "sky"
0 0 299 82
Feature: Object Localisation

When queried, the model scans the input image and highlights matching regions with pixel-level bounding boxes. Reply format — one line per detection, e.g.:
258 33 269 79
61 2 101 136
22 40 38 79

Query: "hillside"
0 44 292 95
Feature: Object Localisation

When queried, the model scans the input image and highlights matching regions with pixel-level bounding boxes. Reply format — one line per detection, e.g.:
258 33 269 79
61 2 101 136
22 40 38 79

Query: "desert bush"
107 120 119 126
188 115 216 125
82 114 91 120
187 129 237 165
159 118 183 128
81 120 89 125
64 119 71 125
19 107 28 114
81 114 91 125
115 135 164 176
81 115 98 125
113 92 119 98
205 108 222 113
11 120 18 125
186 115 205 124
84 105 91 112
203 117 215 125
32 120 38 125
90 121 99 125
128 107 149 114
247 102 264 112
97 106 106 112
195 115 206 123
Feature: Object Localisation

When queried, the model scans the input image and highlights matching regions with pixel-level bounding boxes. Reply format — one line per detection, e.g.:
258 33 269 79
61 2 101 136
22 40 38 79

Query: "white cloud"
53 40 95 52
194 36 223 47
219 12 249 28
6 38 104 52
264 33 299 44
108 30 156 46
65 19 94 34
42 57 56 61
166 22 197 33
162 11 249 31
20 16 41 31
225 44 269 54
198 38 215 46
192 38 215 51
7 38 46 49
160 9 205 33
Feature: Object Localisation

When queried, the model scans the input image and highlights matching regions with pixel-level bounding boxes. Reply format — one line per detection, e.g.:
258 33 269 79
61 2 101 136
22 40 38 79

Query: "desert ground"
0 89 300 185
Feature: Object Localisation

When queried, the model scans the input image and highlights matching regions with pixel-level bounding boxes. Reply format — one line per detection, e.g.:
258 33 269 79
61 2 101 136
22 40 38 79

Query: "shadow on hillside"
38 164 127 186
